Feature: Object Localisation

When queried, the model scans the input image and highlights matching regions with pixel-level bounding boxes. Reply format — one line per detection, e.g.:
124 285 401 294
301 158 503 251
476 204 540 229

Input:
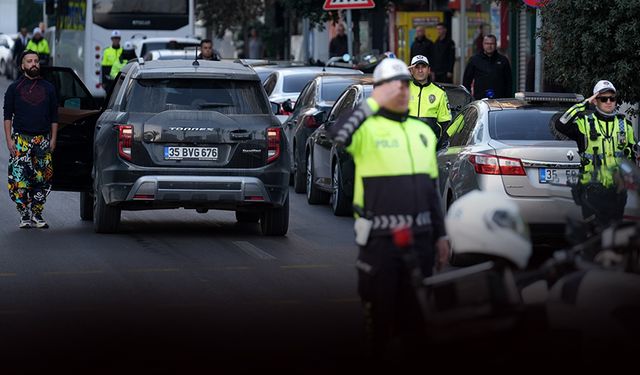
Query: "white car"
260 66 363 123
129 37 200 59
0 34 16 79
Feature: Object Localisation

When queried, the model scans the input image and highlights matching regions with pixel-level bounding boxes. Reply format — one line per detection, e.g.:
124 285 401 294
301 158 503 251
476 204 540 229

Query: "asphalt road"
0 75 366 372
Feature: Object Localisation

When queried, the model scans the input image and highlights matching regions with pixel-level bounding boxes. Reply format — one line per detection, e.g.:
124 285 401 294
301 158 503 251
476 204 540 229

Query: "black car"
305 82 472 216
43 59 290 236
282 74 372 193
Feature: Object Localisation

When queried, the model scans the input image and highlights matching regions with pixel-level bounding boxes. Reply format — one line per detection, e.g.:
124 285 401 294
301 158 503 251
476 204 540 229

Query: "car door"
438 106 478 207
313 88 357 190
40 66 101 191
287 80 314 162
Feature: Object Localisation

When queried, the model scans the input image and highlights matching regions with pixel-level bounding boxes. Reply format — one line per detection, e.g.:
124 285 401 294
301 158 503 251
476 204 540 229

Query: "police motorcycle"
412 164 640 365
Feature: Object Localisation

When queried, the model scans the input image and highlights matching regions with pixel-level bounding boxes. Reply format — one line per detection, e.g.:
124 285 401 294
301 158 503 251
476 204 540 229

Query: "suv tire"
260 195 289 236
331 163 351 216
236 211 261 223
94 186 121 234
80 191 94 221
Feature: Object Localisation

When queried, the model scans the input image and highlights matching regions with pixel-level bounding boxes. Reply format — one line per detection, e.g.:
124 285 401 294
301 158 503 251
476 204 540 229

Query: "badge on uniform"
429 94 436 104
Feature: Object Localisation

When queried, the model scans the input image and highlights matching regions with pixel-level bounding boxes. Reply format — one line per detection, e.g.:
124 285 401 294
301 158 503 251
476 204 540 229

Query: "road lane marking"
280 264 332 270
43 270 105 276
0 273 17 277
232 241 276 260
201 266 255 271
128 268 182 273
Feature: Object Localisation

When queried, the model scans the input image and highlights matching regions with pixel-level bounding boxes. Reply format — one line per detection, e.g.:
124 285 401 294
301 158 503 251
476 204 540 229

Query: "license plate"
164 146 218 160
538 168 579 185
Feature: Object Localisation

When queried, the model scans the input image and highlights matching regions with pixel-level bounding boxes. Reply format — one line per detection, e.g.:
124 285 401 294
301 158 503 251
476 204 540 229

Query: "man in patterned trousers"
3 50 58 228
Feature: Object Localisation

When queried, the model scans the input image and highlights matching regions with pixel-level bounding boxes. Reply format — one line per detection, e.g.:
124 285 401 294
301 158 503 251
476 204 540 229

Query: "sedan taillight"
469 153 525 176
116 124 133 161
267 127 281 163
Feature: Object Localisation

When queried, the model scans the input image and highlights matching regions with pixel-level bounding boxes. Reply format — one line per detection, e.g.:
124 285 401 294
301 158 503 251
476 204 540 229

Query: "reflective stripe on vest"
371 211 432 230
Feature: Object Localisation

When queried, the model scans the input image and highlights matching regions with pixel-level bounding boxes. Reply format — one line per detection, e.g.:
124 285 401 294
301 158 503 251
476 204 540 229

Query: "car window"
283 74 318 93
123 78 270 115
489 109 565 141
329 88 357 121
444 86 473 118
292 81 315 116
41 68 97 110
321 80 356 102
450 107 478 147
106 74 125 109
263 74 276 96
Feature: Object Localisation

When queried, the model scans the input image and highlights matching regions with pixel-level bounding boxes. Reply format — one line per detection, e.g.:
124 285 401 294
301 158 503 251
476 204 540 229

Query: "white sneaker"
19 215 31 229
31 214 49 229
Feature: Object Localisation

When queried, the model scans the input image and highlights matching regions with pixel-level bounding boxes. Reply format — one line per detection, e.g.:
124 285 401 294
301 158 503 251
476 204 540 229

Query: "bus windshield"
93 0 188 15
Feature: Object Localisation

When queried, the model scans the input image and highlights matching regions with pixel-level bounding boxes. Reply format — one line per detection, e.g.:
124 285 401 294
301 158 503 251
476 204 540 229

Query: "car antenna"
193 46 199 66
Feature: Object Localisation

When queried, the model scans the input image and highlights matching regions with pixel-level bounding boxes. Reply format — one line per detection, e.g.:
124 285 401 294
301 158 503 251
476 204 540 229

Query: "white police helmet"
446 190 532 269
111 30 121 38
373 57 412 85
123 41 134 51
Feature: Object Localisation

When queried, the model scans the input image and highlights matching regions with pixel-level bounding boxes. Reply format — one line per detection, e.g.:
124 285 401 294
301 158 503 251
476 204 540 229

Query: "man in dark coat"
12 27 29 72
410 26 432 62
329 23 348 58
463 34 512 100
430 23 455 83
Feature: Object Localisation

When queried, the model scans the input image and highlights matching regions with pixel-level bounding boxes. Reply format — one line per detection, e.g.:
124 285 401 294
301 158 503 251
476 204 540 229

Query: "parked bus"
48 0 195 99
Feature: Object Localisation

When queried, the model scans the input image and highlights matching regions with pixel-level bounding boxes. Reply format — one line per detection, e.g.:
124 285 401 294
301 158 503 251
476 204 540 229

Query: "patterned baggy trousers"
7 133 53 216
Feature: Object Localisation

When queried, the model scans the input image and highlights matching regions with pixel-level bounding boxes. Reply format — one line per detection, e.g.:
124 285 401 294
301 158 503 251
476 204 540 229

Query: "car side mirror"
282 99 294 113
270 102 279 115
313 111 327 124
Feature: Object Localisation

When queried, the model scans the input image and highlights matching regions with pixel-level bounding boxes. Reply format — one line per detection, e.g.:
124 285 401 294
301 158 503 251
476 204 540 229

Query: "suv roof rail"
515 92 584 103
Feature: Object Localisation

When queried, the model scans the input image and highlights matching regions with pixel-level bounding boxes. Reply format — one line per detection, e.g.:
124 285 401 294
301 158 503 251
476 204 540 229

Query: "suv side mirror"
282 99 294 113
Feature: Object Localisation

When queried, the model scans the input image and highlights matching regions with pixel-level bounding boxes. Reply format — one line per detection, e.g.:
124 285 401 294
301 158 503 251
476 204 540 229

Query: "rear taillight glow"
116 124 133 161
469 153 525 176
267 127 281 163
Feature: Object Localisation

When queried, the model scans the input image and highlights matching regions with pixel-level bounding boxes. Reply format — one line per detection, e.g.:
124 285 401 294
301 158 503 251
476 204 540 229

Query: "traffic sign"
522 0 550 8
323 0 376 11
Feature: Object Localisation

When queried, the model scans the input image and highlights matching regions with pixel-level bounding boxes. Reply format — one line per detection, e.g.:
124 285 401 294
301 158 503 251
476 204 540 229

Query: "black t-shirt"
3 76 58 135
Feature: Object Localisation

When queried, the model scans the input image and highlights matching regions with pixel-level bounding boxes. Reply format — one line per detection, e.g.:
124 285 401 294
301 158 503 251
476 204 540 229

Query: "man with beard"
3 50 58 228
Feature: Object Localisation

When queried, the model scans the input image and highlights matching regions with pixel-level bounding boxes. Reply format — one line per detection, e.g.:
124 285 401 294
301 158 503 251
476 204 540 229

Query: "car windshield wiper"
197 102 232 108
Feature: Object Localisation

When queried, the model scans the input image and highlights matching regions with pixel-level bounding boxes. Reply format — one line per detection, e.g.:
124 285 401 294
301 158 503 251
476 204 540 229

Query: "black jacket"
463 52 513 100
329 34 348 58
430 37 455 74
410 37 433 62
12 36 29 66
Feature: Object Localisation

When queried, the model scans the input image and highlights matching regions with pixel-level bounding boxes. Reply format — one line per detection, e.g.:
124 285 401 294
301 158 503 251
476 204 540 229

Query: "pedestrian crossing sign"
323 0 376 11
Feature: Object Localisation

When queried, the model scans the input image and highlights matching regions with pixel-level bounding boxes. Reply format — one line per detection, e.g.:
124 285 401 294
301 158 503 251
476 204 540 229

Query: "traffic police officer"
556 80 637 229
328 57 450 359
25 27 50 65
109 41 137 80
408 55 451 140
101 30 123 90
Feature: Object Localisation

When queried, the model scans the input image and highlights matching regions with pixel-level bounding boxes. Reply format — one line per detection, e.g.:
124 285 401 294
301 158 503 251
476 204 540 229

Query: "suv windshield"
124 78 270 115
489 109 565 141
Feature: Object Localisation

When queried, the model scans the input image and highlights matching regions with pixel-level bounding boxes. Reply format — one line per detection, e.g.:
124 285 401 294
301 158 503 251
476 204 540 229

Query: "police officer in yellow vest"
25 27 50 66
109 41 137 80
556 80 637 229
328 58 450 359
408 54 451 140
101 30 123 90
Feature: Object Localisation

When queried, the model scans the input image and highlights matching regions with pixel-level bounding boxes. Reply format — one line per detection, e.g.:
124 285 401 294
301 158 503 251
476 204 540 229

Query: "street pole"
534 8 542 92
460 0 466 83
346 9 353 57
